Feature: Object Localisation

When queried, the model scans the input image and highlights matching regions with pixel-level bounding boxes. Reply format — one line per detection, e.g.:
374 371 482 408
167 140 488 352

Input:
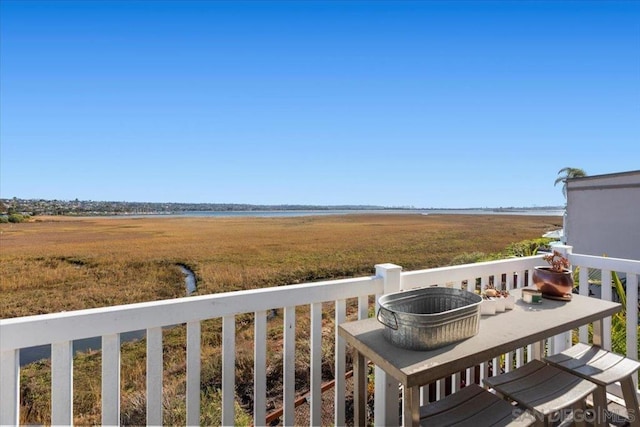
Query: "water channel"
19 264 197 366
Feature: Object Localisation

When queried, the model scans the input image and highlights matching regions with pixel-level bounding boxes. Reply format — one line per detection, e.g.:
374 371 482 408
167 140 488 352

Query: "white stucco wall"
565 170 640 260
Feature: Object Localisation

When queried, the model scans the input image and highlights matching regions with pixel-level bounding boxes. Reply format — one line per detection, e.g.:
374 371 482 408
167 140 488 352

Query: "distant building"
565 169 640 261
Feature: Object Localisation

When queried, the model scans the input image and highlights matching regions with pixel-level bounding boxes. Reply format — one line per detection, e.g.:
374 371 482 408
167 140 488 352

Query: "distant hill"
0 198 404 216
1 198 563 217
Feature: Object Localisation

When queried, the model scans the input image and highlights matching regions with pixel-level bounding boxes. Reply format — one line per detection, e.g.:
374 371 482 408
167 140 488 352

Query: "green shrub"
505 238 552 257
8 213 29 223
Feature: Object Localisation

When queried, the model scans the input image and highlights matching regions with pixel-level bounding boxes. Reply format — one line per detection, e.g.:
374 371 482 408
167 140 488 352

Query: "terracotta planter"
532 266 574 297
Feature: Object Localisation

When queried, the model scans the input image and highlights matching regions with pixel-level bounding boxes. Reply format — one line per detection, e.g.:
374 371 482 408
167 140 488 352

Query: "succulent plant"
542 250 570 272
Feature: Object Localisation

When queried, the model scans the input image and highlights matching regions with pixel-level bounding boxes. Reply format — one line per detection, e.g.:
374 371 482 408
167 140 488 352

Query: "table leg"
403 385 420 427
592 385 608 427
592 318 604 347
620 376 640 427
354 350 366 426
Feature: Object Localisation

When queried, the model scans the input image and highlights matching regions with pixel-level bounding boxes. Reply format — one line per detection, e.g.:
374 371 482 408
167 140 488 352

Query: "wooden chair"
418 383 533 426
482 359 597 427
545 342 640 427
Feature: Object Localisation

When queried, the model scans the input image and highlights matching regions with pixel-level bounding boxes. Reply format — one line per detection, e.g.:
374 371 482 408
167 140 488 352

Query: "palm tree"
554 167 587 199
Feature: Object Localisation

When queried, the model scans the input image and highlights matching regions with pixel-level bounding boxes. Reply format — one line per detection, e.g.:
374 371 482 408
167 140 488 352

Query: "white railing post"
374 263 402 427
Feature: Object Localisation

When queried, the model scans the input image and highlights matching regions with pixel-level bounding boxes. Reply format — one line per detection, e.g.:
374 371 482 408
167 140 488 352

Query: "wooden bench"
483 359 597 427
419 383 533 426
545 343 640 427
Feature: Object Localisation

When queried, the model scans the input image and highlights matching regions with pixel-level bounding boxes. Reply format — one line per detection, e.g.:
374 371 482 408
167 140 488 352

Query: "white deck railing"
1 247 639 426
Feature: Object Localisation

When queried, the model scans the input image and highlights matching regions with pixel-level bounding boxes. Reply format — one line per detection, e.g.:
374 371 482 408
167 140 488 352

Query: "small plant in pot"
532 250 574 298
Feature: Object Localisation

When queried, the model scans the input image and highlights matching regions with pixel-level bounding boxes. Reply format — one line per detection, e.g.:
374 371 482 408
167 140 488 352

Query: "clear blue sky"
1 1 638 208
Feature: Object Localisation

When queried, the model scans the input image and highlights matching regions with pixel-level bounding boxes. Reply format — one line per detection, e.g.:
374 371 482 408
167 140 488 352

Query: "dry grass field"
0 213 560 317
0 213 561 425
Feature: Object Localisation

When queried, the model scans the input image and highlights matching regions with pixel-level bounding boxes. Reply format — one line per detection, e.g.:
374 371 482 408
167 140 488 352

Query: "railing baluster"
357 295 369 415
578 266 590 343
335 299 346 427
518 269 527 288
468 277 474 293
254 311 267 427
146 327 163 426
464 278 476 385
0 349 20 426
452 372 460 393
186 321 201 426
358 295 369 320
436 378 445 400
222 315 235 426
479 277 490 384
516 347 525 368
601 270 613 350
480 361 489 384
526 344 534 363
504 275 515 374
51 341 73 425
102 333 121 426
310 302 322 427
283 306 296 426
505 350 513 373
626 274 639 389
626 275 638 355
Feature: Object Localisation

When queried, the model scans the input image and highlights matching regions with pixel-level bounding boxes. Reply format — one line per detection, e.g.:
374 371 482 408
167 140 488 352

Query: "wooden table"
338 288 621 426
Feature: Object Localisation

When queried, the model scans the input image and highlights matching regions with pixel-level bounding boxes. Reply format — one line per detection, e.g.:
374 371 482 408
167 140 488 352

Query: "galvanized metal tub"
377 287 482 351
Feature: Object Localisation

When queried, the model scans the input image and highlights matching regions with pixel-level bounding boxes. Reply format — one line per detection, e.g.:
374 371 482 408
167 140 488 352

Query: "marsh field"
1 213 561 425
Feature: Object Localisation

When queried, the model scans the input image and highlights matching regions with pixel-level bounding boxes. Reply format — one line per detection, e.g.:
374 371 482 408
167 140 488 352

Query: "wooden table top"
338 288 621 388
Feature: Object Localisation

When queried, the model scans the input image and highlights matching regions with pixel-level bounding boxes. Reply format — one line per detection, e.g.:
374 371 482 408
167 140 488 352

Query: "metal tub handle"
376 306 398 330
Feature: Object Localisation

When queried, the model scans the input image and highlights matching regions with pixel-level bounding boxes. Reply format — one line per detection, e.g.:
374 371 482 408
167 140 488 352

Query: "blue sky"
1 1 638 208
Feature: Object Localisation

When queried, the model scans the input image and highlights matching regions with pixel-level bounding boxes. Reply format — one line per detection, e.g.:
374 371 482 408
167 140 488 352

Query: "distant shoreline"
2 197 564 218
55 208 565 219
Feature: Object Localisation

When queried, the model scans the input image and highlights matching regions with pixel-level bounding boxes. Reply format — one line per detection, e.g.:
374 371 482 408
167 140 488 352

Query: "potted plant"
532 250 574 298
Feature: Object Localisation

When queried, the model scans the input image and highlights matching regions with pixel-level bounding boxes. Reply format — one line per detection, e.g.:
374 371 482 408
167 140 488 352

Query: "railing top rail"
569 253 640 274
4 252 638 351
399 255 543 290
1 275 383 351
401 255 543 276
